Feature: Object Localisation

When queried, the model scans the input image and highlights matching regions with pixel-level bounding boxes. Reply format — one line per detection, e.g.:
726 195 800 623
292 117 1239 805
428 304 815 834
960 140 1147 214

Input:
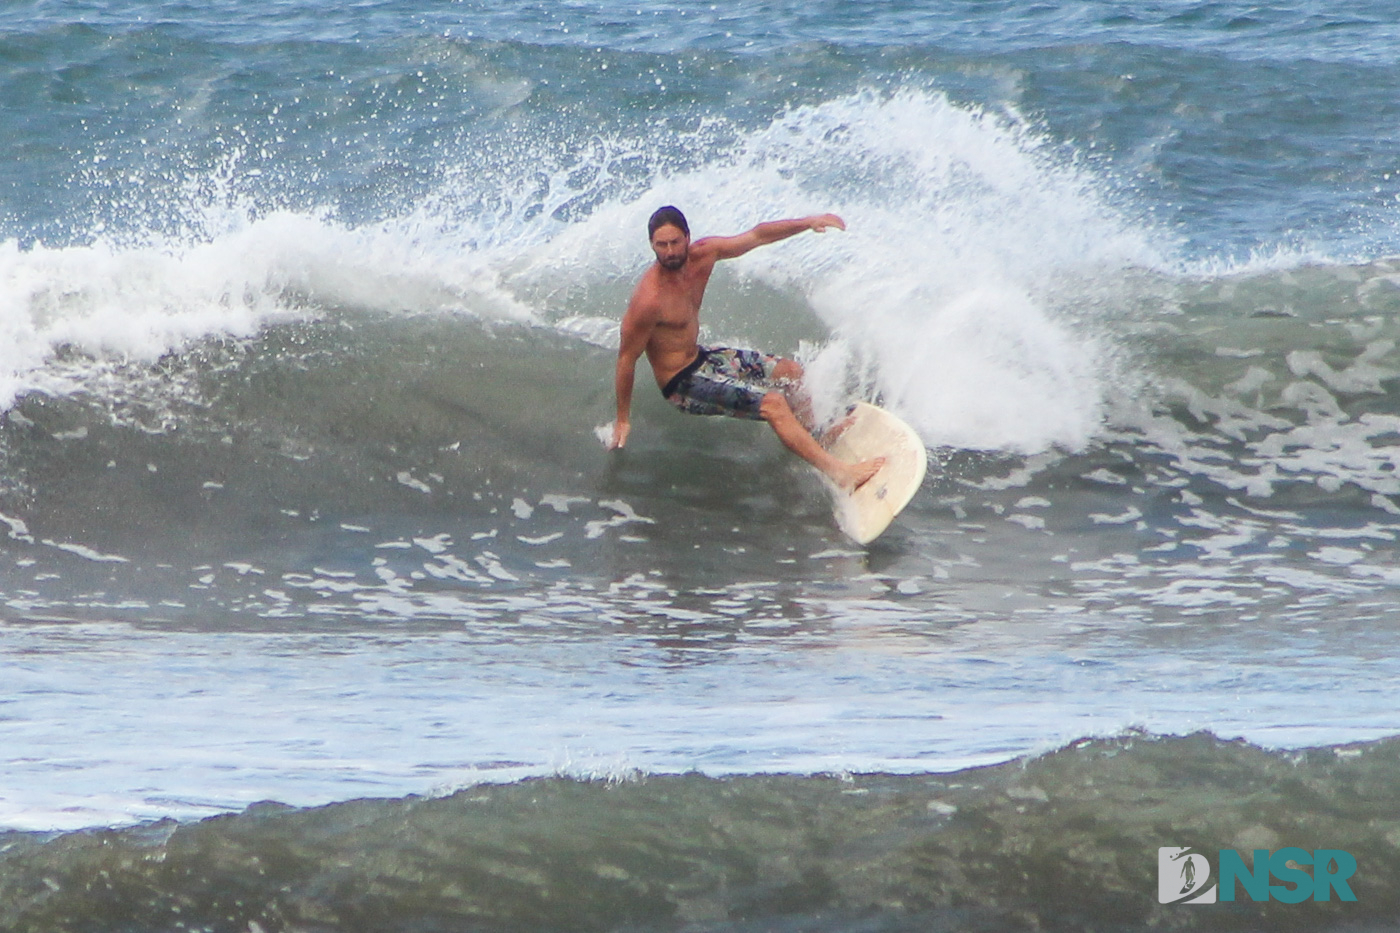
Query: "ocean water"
3 1 1400 930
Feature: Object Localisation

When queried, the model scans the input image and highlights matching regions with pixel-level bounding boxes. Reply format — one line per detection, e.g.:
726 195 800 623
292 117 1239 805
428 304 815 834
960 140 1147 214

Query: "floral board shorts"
661 346 785 420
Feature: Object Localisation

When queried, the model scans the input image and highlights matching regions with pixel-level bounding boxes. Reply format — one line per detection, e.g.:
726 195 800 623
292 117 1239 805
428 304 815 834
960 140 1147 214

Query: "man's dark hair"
648 205 689 240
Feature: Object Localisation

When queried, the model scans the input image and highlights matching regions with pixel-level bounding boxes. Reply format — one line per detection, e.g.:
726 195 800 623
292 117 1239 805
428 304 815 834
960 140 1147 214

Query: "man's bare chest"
652 291 702 331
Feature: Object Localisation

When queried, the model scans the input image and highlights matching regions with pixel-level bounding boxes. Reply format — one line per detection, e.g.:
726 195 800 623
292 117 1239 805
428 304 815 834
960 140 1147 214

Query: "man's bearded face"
651 225 689 270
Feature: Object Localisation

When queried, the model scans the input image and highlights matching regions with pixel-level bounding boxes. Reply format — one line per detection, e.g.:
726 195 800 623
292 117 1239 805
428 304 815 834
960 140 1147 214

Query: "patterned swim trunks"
661 346 785 420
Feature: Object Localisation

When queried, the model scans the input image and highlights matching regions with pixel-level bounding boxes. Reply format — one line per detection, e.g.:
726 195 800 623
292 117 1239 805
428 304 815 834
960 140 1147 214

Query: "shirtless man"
608 205 883 491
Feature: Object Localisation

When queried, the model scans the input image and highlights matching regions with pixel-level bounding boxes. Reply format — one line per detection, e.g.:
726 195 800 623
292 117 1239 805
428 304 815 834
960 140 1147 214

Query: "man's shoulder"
688 236 726 260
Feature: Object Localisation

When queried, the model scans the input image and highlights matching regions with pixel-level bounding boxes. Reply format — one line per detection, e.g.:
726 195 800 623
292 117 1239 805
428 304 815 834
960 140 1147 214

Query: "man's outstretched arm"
701 213 846 261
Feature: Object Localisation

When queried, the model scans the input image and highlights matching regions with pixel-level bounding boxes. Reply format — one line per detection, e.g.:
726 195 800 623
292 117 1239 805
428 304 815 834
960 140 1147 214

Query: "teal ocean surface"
3 2 1400 930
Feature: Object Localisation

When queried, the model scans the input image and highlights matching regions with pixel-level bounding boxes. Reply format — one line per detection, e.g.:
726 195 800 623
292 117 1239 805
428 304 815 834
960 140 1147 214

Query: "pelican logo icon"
1159 847 1217 904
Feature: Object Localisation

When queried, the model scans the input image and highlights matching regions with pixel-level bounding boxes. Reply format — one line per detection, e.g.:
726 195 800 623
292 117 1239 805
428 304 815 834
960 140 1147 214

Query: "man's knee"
772 358 803 382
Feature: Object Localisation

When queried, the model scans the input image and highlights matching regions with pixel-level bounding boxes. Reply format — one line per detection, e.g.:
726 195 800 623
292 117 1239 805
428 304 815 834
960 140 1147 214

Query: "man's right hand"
608 419 631 450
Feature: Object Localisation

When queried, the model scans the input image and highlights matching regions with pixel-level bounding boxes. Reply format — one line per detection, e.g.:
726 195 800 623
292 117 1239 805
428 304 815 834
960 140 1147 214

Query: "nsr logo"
1158 847 1357 905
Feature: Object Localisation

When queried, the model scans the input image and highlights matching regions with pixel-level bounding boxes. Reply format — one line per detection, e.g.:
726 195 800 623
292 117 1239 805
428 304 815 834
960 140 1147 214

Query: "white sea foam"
0 198 533 413
741 91 1159 453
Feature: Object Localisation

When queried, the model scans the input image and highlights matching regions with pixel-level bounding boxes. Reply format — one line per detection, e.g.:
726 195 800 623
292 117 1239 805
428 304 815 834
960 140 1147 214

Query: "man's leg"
759 391 883 491
769 357 811 421
769 357 857 445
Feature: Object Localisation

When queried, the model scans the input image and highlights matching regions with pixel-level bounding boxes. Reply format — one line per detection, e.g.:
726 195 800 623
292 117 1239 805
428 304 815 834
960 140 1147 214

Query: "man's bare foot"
832 456 886 492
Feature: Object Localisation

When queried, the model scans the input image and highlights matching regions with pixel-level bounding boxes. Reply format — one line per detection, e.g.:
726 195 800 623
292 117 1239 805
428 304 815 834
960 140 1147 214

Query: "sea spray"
708 89 1160 453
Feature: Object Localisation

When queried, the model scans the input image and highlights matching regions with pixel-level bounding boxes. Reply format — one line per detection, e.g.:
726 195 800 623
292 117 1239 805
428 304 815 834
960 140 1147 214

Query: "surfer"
609 205 884 491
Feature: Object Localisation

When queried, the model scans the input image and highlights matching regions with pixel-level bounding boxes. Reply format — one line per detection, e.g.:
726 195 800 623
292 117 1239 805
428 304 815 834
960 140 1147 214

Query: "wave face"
4 5 1400 931
4 732 1399 933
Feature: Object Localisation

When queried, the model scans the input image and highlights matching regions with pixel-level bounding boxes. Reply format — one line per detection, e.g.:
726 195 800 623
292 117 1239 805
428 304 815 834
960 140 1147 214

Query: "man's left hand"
607 419 631 450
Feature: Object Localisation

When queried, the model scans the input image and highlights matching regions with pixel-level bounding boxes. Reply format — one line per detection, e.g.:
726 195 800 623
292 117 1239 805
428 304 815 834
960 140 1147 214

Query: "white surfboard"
823 402 928 545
